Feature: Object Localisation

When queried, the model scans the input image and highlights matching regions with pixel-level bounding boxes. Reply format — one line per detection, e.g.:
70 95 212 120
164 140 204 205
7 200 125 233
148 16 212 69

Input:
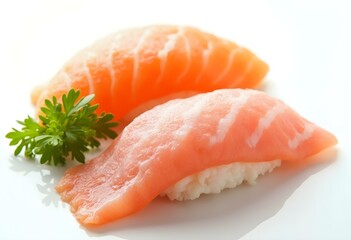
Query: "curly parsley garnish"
6 89 118 165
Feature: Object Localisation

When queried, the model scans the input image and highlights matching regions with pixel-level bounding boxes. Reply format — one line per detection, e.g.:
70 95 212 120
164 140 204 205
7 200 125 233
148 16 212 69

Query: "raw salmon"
56 89 337 226
32 25 269 121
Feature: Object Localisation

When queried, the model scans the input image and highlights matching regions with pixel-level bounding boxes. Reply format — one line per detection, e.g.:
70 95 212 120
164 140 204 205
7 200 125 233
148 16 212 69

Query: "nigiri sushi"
56 89 337 226
32 25 269 121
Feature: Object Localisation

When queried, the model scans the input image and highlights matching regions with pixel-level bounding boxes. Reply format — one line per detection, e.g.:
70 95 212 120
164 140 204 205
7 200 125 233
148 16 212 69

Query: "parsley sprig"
6 89 118 165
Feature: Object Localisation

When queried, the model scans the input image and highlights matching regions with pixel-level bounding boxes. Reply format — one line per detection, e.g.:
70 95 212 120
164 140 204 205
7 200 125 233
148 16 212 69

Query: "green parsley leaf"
6 89 118 166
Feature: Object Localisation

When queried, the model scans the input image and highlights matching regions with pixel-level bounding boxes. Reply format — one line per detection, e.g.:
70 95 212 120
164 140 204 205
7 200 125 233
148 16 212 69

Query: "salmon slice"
32 25 269 121
56 89 337 227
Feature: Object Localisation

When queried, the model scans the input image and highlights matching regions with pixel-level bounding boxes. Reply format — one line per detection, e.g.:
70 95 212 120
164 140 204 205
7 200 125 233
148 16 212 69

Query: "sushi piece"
32 25 269 121
56 89 337 226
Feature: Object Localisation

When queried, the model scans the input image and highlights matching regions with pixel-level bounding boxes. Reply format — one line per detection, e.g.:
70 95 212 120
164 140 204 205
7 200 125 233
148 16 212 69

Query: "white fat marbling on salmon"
175 29 191 85
288 122 315 149
107 32 129 95
173 94 209 139
155 27 182 86
209 92 251 145
131 28 154 99
194 39 213 84
229 55 257 88
62 71 72 88
83 56 94 94
247 104 285 148
214 47 242 84
107 34 121 96
157 27 182 59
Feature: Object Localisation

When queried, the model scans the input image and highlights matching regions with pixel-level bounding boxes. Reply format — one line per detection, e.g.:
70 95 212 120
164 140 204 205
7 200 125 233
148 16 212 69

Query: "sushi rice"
160 160 282 200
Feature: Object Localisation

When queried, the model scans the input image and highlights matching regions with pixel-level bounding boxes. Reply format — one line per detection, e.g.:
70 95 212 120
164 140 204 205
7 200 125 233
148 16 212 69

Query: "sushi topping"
6 89 118 165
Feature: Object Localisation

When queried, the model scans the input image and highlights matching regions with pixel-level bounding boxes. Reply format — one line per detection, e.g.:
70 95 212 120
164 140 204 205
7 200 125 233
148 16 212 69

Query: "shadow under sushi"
7 139 114 208
86 148 338 240
8 155 69 208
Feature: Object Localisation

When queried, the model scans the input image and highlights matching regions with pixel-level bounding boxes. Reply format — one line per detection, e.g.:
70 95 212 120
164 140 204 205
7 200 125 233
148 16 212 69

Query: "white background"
0 0 350 239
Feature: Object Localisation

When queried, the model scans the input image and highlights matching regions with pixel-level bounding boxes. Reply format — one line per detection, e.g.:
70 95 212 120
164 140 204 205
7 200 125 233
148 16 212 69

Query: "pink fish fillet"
56 89 337 227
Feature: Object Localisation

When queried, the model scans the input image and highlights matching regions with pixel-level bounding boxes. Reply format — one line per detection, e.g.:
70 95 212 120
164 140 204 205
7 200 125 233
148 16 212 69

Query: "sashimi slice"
32 25 269 121
56 89 337 226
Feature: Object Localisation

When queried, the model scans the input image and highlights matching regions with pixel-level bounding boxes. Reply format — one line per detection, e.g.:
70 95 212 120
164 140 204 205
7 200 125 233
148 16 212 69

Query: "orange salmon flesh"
56 89 337 227
32 25 269 121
